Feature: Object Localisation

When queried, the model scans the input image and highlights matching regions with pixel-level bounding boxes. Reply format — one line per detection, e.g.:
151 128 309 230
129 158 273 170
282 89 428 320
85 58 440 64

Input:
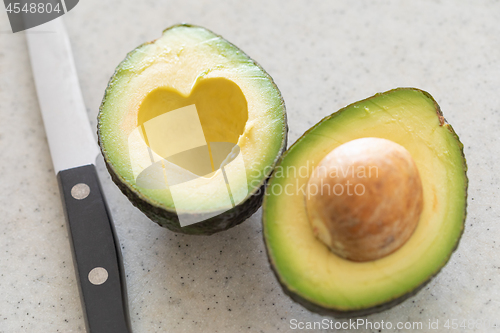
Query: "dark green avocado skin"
265 239 434 318
102 145 285 235
99 126 287 235
98 24 288 235
262 87 468 317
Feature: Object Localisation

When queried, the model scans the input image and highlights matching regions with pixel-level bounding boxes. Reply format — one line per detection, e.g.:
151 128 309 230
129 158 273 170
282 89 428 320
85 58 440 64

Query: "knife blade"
25 17 131 333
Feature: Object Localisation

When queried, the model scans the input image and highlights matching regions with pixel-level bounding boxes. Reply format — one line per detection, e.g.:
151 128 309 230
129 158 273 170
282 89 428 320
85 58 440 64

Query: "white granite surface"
1 0 499 332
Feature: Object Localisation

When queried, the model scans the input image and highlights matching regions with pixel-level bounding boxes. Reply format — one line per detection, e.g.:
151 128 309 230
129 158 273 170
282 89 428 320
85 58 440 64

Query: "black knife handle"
57 164 131 333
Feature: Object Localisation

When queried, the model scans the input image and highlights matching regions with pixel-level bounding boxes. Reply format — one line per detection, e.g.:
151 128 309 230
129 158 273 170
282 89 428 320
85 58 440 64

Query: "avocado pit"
305 137 423 262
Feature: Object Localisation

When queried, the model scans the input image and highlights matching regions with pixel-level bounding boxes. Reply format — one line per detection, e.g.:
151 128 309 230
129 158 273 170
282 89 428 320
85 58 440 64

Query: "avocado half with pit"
98 24 287 235
262 88 467 317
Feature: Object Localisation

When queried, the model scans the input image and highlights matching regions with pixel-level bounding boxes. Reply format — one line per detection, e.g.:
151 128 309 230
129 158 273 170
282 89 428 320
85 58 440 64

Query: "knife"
25 17 132 333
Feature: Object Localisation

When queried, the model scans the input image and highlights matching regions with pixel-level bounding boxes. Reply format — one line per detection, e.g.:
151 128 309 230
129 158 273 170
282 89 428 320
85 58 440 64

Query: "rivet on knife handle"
58 164 131 333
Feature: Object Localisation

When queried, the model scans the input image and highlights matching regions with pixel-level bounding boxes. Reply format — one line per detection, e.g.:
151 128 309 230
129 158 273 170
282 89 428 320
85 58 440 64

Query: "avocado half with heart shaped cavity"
262 88 467 317
98 24 287 235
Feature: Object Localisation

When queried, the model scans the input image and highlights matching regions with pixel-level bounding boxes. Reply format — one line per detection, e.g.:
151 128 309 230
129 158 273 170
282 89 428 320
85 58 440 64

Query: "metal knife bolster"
58 164 131 333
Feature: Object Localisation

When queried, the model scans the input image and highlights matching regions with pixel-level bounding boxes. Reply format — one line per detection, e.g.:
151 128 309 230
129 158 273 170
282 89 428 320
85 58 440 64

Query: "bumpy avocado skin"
102 140 287 235
98 24 288 235
265 237 441 318
262 88 467 317
271 263 434 318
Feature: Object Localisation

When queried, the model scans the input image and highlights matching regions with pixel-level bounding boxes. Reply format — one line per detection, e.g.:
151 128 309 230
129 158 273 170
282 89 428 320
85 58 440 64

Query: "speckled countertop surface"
1 1 499 332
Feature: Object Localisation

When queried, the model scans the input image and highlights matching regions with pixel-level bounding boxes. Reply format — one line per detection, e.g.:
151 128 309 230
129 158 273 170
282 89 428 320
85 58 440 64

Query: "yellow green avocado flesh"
263 88 467 316
98 24 287 234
